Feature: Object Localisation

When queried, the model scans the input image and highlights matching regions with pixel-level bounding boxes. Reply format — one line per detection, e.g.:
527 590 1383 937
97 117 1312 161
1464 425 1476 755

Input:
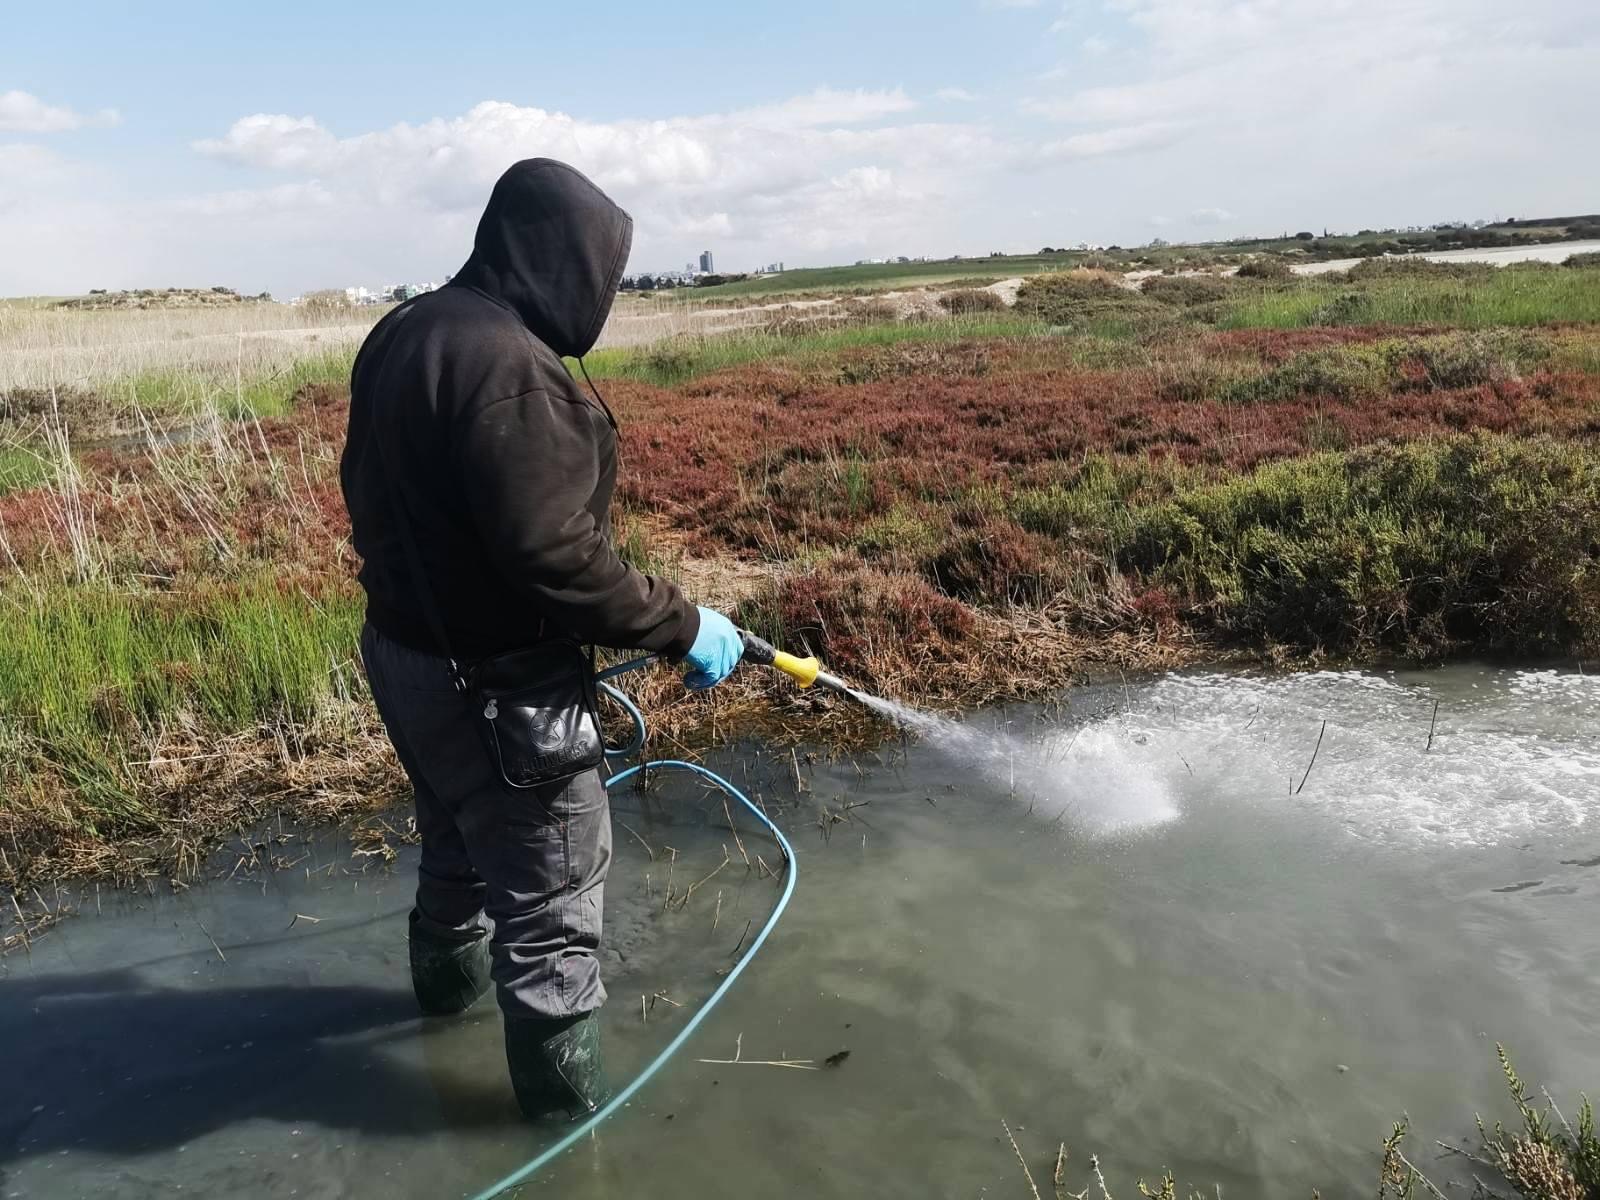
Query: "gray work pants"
360 623 611 1020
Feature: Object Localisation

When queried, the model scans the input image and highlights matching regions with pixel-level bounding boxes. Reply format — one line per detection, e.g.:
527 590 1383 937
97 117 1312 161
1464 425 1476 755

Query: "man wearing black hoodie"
341 159 744 1119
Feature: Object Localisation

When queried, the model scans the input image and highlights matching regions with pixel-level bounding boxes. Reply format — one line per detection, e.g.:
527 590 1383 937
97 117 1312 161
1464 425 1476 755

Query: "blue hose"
466 664 798 1200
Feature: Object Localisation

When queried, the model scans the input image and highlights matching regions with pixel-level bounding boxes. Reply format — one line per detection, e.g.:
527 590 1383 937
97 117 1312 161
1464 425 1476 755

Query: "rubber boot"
504 1011 609 1120
408 910 491 1016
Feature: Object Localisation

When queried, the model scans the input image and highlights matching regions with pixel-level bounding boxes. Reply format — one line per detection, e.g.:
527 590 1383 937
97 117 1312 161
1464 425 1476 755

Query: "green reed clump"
113 348 353 421
0 579 366 825
1218 265 1600 329
581 314 1036 386
0 443 53 496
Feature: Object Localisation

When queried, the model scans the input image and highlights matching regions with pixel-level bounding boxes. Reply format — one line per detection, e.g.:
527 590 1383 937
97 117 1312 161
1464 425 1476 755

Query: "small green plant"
1476 1045 1599 1199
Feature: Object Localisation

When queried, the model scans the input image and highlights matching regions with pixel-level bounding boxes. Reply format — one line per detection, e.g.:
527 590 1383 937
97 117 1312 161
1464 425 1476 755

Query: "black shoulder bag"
366 315 605 789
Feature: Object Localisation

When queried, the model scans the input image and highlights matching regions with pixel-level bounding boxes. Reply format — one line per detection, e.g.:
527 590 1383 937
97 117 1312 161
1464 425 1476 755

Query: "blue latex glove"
683 607 743 690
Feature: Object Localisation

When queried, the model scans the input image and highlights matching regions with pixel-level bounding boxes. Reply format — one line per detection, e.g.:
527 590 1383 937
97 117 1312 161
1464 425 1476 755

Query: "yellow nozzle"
771 650 821 688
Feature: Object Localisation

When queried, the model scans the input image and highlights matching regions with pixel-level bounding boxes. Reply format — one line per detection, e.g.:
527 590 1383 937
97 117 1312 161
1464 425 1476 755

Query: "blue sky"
3 0 1597 295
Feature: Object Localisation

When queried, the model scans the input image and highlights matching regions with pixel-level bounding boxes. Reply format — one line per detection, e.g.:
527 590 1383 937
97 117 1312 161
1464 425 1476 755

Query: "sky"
2 0 1597 297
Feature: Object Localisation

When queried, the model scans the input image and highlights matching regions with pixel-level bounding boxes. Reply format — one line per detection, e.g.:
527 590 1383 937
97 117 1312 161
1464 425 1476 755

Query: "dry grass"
0 302 380 397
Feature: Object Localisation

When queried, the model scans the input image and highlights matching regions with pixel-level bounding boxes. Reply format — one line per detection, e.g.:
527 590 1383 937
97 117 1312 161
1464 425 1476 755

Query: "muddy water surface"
3 664 1597 1198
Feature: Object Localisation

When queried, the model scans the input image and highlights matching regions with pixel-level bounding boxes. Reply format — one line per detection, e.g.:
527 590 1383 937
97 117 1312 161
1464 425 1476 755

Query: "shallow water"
3 663 1597 1198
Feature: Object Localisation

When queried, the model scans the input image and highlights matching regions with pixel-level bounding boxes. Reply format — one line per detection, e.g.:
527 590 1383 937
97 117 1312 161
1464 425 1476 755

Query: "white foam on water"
1113 667 1600 848
857 666 1600 848
853 692 1179 836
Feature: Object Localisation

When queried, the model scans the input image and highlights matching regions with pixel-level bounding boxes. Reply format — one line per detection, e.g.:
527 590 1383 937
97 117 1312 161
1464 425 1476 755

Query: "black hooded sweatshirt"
340 159 699 661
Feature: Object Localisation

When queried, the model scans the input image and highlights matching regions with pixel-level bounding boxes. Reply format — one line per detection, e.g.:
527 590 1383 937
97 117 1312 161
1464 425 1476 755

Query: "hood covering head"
451 159 633 358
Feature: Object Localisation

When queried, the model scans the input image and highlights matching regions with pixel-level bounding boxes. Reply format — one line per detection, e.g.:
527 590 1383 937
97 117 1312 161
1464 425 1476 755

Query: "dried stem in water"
1001 1118 1044 1200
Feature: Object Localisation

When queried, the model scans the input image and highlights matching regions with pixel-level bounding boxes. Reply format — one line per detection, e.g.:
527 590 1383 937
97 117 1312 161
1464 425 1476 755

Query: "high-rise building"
698 250 714 274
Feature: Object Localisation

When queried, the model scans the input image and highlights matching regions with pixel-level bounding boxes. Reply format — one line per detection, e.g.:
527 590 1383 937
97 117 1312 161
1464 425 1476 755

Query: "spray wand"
738 630 855 696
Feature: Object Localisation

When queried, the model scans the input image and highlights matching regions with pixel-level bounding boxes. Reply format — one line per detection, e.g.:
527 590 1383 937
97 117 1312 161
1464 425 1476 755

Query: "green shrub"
854 504 943 560
1345 256 1496 282
1235 257 1295 281
1406 329 1551 390
938 288 1004 315
1009 456 1187 548
1222 343 1393 404
1015 272 1175 334
1220 331 1553 405
1565 250 1600 268
1120 436 1600 657
1140 274 1235 307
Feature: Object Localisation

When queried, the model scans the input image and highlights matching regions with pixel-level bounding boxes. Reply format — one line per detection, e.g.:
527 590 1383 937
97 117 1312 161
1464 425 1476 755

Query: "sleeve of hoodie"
455 386 701 656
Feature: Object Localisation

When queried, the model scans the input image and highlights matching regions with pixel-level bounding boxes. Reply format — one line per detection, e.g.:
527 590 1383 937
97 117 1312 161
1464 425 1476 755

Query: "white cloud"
1081 35 1113 55
1046 2 1076 33
193 114 336 170
983 0 1042 7
935 88 980 102
1019 0 1599 237
175 180 336 218
0 90 120 133
169 91 1014 291
4 3 1598 299
1031 0 1600 136
1036 119 1187 160
734 87 917 129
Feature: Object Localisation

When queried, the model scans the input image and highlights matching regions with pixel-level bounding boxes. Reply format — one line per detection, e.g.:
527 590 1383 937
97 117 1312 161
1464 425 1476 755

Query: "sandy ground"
1292 239 1600 276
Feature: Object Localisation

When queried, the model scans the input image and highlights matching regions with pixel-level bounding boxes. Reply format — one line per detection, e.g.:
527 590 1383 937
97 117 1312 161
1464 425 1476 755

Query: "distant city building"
698 250 714 273
619 268 696 291
312 280 440 306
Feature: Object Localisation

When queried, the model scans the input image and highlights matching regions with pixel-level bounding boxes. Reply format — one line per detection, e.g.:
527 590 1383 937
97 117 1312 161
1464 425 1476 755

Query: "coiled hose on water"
465 656 799 1200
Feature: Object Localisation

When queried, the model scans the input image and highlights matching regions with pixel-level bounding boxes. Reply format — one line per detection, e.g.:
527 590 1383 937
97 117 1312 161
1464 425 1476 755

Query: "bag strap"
363 304 469 693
